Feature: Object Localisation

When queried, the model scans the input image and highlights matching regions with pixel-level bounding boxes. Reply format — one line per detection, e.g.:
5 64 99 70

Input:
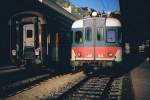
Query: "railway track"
0 67 124 100
4 71 86 100
55 75 123 100
108 77 123 100
0 70 85 99
0 73 51 97
0 67 67 97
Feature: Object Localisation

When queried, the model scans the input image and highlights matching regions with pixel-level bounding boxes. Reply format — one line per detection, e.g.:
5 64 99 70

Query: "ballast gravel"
6 71 86 100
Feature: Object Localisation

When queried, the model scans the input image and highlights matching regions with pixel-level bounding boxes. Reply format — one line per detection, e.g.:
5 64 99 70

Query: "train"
9 11 122 71
9 11 72 69
71 12 122 70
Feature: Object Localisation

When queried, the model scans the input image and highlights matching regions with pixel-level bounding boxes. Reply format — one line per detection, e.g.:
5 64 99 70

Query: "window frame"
106 28 118 43
117 28 122 43
85 27 92 41
73 28 84 44
96 27 104 41
27 30 33 38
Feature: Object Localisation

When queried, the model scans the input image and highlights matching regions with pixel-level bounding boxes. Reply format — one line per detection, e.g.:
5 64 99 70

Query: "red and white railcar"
71 15 122 69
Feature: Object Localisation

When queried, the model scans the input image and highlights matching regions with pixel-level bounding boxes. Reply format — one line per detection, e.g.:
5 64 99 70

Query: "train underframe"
71 60 121 72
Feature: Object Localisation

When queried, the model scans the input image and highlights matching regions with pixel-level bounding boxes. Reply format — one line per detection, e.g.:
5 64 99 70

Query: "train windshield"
97 28 104 41
106 28 122 43
85 27 92 41
106 28 121 43
73 28 84 44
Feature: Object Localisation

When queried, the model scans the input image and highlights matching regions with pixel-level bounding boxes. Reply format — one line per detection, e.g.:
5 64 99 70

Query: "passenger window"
118 28 122 43
97 28 103 41
85 27 92 41
75 30 83 43
27 30 33 38
106 29 116 42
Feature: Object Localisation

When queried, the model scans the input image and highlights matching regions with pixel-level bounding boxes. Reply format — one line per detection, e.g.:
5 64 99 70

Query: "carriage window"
27 30 33 38
85 27 92 41
106 29 116 42
74 30 83 43
118 28 122 42
97 28 103 41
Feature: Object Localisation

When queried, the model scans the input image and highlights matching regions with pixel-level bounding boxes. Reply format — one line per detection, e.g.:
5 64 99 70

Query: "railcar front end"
71 17 122 70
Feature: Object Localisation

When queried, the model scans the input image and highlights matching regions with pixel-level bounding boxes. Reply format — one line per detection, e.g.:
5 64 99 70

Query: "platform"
131 61 150 100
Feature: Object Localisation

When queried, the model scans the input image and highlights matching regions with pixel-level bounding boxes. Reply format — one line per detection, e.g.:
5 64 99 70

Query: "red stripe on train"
72 47 120 58
72 47 93 58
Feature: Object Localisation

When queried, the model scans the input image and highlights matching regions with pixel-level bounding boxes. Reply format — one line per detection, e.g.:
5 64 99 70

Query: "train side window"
118 28 122 43
85 27 92 41
27 30 33 38
74 30 83 43
97 28 103 41
106 28 116 42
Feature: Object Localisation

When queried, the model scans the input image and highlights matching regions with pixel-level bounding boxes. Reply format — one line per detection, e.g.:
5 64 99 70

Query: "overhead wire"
101 0 107 12
101 0 119 12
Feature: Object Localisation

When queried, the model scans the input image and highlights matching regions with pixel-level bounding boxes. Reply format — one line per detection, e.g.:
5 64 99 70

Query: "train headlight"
76 52 81 57
107 52 113 57
92 11 98 17
12 49 16 56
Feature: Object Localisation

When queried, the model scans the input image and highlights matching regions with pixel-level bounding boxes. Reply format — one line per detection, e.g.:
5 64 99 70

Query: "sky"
69 0 120 12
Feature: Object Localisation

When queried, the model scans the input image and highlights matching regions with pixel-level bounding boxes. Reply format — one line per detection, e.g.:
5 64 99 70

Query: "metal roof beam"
38 0 79 21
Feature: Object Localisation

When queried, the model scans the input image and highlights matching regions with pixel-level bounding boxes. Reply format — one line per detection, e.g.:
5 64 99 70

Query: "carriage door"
84 19 94 60
23 24 35 48
95 18 105 60
23 24 35 59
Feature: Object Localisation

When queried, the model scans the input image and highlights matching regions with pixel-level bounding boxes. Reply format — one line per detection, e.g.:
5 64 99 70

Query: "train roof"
72 17 121 28
72 19 83 28
106 18 121 27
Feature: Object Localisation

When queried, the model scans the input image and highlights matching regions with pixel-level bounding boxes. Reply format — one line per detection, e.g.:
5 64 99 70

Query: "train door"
23 24 35 59
84 19 94 60
23 24 35 48
95 18 106 60
93 19 97 60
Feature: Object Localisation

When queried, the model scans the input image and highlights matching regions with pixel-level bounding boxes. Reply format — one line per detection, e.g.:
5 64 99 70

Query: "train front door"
23 24 35 59
23 24 35 48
